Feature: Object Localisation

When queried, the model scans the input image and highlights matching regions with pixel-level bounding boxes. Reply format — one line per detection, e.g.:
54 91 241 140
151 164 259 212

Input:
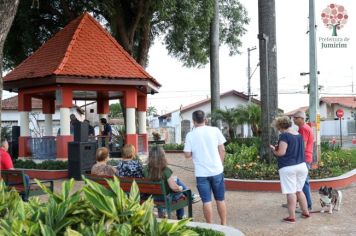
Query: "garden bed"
225 169 356 191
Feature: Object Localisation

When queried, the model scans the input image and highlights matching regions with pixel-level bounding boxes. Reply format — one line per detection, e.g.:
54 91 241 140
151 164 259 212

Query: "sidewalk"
166 153 356 236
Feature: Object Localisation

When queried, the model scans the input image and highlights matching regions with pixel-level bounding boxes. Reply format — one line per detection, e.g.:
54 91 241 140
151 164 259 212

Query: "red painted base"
126 134 138 152
56 135 74 159
18 136 31 157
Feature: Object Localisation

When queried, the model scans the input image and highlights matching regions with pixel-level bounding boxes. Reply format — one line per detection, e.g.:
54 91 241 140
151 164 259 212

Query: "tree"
0 0 20 139
258 0 278 163
109 103 123 118
321 3 348 36
236 104 261 137
211 108 239 140
210 0 220 128
4 0 249 69
147 106 157 117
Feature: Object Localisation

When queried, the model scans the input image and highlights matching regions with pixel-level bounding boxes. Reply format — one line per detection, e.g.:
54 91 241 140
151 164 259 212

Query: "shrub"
163 143 184 151
224 140 355 180
13 160 68 170
0 178 199 235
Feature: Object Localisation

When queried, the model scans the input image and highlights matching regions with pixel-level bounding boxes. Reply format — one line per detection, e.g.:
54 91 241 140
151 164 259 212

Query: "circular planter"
225 169 356 191
158 219 244 236
18 169 68 180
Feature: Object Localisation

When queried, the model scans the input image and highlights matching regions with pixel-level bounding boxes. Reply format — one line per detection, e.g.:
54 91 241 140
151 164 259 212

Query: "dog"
319 186 342 214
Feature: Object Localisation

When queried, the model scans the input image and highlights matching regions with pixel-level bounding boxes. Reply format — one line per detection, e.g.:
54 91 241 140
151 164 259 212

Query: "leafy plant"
0 177 199 235
224 140 355 180
163 143 184 151
14 160 68 170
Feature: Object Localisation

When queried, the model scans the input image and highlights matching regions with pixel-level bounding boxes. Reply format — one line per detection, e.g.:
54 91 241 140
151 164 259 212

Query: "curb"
158 219 244 236
225 169 356 191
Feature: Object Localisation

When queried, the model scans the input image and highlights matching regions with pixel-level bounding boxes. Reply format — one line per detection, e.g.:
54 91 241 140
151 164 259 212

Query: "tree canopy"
3 0 249 69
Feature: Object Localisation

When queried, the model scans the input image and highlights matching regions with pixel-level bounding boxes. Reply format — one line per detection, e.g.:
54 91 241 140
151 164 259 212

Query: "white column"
60 108 70 135
44 114 53 136
99 114 108 120
138 111 146 134
126 108 136 134
20 112 30 136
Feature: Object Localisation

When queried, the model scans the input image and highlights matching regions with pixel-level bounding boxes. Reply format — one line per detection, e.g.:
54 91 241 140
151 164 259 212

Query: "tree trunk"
0 0 20 139
210 0 220 128
258 0 278 163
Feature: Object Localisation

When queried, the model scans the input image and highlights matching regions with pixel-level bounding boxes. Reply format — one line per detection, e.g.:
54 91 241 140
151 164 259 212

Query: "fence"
28 137 57 159
320 120 356 136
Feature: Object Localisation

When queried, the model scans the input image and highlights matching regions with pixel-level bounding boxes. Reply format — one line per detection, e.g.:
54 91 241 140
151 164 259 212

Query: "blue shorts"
196 173 225 203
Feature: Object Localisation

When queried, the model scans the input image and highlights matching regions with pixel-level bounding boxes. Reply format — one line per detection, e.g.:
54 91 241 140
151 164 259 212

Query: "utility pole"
308 0 321 163
258 0 278 163
247 46 257 103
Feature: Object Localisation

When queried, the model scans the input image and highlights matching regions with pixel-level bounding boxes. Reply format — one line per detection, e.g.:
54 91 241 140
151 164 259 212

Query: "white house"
156 90 261 144
285 96 356 136
1 96 83 137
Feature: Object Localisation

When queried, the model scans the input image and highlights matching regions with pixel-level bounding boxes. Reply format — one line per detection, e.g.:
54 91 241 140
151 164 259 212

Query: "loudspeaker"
73 122 89 142
68 141 96 180
11 126 20 159
12 126 20 141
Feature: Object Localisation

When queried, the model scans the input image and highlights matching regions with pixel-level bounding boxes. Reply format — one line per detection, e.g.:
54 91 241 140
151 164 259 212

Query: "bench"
84 174 193 219
1 170 54 199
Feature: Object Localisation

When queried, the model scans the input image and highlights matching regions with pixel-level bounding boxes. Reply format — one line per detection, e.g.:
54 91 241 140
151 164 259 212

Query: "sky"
145 0 356 115
3 0 355 115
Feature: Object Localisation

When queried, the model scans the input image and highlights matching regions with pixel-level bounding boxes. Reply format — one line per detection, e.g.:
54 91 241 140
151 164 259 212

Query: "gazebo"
3 12 161 159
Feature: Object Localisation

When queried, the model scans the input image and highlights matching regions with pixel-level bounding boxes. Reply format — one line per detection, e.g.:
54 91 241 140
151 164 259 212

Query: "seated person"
91 147 118 176
116 144 143 178
143 145 200 220
0 139 30 201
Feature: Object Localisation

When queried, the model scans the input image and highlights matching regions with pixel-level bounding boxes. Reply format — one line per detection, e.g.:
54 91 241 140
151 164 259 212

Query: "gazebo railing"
28 137 57 160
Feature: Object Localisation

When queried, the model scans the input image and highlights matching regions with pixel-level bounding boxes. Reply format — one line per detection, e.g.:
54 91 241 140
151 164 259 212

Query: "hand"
270 145 276 151
178 186 183 192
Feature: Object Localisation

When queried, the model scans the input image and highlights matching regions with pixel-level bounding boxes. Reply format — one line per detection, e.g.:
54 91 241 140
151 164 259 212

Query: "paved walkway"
49 153 356 236
166 153 356 236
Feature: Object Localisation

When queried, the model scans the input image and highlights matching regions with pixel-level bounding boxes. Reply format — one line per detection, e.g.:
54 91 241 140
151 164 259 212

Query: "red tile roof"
160 90 261 117
1 96 42 110
4 12 160 87
284 106 309 116
320 96 356 108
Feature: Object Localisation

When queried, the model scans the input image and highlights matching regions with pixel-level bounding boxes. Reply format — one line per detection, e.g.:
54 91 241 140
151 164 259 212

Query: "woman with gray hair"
270 116 309 223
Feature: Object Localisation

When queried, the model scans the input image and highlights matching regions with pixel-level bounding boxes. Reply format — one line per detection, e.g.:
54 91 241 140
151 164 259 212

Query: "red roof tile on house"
4 12 160 87
160 90 261 117
1 96 42 110
320 97 356 109
284 106 309 116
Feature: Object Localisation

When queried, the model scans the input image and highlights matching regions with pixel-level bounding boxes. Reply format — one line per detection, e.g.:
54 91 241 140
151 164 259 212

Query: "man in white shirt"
184 110 227 225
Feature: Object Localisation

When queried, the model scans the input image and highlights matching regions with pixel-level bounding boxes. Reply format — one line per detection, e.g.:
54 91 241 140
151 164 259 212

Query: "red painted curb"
225 169 356 191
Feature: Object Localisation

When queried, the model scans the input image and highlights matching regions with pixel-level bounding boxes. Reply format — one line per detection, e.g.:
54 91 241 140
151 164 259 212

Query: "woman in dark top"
116 144 143 178
270 116 309 224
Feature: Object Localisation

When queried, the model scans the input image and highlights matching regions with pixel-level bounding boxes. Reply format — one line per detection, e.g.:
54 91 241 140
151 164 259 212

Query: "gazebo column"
125 89 138 151
56 87 73 159
138 95 148 153
18 92 31 158
97 92 109 139
43 98 55 136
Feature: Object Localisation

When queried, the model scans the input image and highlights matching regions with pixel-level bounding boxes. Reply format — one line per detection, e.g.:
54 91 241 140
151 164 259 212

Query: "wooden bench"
85 174 193 219
1 170 54 199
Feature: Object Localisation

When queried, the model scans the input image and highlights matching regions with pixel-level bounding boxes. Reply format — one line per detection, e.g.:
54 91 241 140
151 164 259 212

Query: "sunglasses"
293 116 303 119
